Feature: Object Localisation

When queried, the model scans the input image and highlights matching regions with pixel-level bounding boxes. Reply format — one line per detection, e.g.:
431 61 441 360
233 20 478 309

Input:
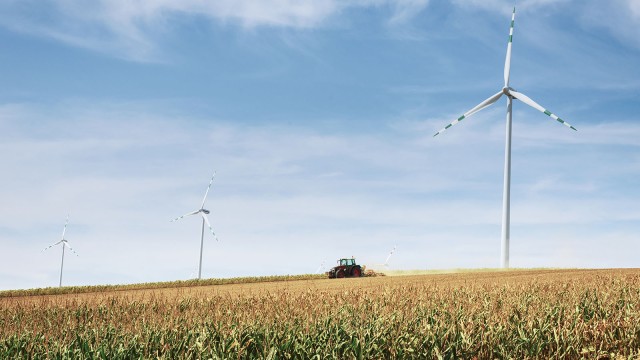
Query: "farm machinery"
327 258 364 278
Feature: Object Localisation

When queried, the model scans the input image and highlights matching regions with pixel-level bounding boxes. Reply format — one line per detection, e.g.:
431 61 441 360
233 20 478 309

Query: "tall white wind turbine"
43 214 78 287
433 7 577 268
172 172 219 279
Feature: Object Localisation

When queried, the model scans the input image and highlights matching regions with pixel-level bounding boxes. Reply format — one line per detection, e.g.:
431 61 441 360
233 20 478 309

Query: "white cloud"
631 0 640 19
0 0 428 61
448 0 640 53
1 1 639 291
576 0 640 50
451 0 572 14
1 99 639 290
1 0 634 65
387 0 430 24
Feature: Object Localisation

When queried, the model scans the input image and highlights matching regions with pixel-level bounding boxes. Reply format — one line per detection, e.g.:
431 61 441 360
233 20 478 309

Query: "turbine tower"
172 172 219 279
433 7 577 268
43 214 78 287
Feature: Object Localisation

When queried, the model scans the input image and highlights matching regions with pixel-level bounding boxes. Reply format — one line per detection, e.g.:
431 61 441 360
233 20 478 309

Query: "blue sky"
1 0 639 290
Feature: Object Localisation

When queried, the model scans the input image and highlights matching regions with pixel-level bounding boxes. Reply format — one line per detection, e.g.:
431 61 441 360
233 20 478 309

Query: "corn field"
2 269 640 359
0 274 326 298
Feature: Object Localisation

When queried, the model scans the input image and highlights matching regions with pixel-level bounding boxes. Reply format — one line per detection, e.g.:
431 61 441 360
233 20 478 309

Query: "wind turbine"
172 172 218 279
315 260 325 274
43 214 78 287
433 7 577 268
369 245 397 271
383 245 397 268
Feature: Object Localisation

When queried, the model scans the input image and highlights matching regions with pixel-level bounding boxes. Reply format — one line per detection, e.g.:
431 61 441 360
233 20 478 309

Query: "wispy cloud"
577 0 640 50
1 98 638 289
452 0 640 50
1 1 638 289
387 0 430 24
0 0 429 62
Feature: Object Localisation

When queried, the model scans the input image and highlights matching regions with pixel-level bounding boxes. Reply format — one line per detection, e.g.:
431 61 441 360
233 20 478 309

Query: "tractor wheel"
352 267 361 277
337 270 345 278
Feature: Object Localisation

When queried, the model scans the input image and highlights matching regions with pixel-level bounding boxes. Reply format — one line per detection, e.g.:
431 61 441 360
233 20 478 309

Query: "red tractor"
327 258 363 278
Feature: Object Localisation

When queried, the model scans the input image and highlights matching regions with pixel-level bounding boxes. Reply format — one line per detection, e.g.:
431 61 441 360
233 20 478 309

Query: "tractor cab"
339 258 356 266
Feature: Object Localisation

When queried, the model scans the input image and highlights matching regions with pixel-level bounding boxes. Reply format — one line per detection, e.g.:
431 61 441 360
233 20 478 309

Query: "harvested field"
2 268 640 358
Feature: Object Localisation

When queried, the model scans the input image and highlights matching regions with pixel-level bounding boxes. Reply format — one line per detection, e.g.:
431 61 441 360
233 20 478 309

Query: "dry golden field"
2 269 640 359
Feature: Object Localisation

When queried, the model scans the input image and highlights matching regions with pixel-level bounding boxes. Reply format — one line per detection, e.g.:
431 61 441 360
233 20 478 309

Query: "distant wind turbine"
315 260 325 274
43 214 78 287
370 245 397 271
172 172 219 279
433 7 577 268
384 245 397 268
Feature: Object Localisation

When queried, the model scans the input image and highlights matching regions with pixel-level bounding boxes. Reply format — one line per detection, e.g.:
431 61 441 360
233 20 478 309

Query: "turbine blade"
171 210 199 222
510 89 577 131
384 245 397 265
43 240 63 252
200 172 216 209
200 213 218 241
63 241 79 256
433 90 503 137
61 214 70 240
504 7 515 87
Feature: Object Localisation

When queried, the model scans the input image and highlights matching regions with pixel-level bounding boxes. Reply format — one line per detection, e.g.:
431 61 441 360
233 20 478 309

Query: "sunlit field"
2 269 639 359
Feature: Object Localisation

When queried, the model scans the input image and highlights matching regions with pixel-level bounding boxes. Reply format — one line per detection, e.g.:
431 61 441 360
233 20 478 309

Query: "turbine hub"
502 87 511 96
201 209 210 214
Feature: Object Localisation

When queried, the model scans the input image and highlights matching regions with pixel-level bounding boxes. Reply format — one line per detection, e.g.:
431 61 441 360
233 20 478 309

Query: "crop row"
0 273 326 298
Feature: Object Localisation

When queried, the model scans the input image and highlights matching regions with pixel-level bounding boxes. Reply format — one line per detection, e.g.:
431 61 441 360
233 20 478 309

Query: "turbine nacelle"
201 209 210 214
